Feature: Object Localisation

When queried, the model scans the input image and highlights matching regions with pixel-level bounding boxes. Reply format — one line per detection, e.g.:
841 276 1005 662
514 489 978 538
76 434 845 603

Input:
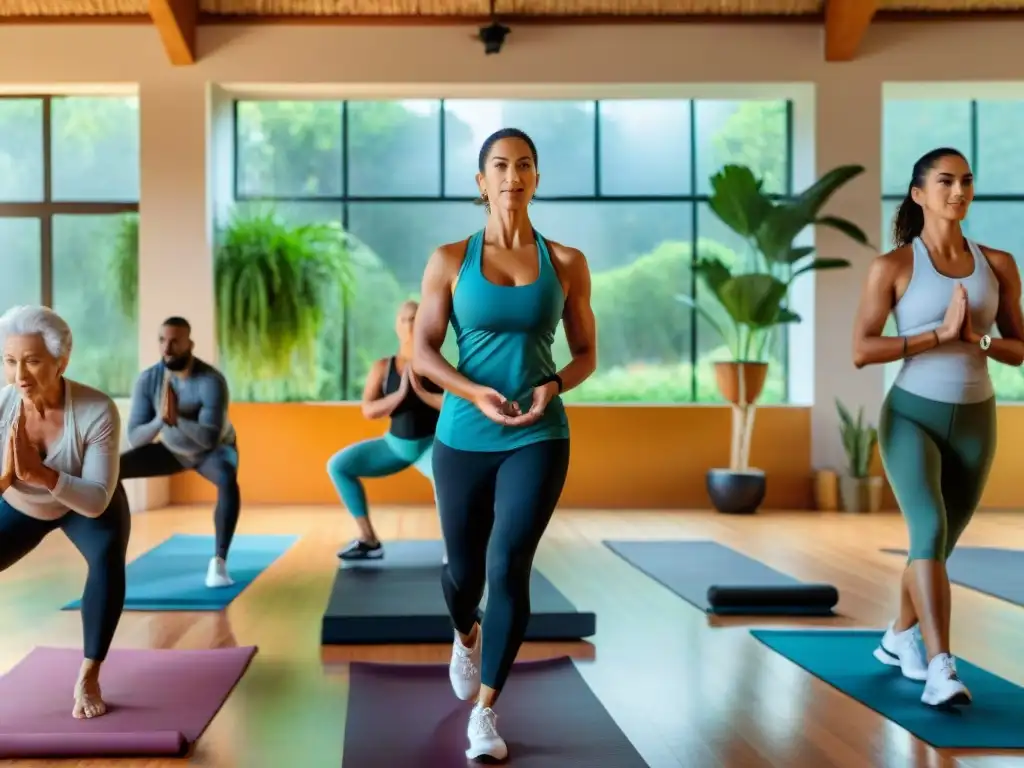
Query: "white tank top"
891 236 999 405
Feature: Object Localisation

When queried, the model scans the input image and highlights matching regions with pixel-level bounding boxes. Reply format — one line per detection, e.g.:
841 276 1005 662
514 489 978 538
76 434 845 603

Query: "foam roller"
705 584 839 616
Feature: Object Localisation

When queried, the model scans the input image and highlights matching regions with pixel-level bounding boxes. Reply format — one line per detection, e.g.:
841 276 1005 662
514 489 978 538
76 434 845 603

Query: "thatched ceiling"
2 0 1020 69
4 0 1024 18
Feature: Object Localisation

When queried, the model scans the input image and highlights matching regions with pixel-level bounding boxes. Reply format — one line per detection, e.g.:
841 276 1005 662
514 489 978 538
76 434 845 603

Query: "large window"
883 98 1024 401
231 98 794 404
0 95 140 397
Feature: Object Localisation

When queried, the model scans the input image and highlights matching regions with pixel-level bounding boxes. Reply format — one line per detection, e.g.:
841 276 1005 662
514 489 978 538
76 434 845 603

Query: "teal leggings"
878 386 997 562
327 433 435 519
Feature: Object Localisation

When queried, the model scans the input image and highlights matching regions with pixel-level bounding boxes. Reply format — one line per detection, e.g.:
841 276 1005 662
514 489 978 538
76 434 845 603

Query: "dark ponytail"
891 146 968 248
892 189 925 249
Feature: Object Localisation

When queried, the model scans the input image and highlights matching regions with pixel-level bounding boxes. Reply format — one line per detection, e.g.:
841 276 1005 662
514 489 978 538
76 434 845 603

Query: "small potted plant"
836 398 883 514
681 163 873 514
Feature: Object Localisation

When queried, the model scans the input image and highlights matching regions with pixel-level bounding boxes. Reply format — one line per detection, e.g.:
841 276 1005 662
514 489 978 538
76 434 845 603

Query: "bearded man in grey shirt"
121 317 240 588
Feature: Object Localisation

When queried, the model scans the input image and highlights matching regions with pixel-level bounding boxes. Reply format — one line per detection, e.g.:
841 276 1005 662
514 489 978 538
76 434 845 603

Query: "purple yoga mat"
343 656 648 767
0 645 257 758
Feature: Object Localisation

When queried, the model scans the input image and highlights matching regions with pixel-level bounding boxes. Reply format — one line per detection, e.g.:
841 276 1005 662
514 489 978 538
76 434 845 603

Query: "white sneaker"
205 556 234 588
449 627 482 701
921 653 971 707
466 704 508 762
873 621 927 681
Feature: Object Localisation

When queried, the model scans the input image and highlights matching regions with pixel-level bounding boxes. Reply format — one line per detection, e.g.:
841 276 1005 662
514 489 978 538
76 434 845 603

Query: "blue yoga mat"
63 534 298 612
752 628 1024 749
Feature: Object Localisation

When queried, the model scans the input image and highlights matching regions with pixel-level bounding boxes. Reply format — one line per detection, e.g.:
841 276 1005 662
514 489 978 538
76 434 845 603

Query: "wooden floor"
3 506 1024 768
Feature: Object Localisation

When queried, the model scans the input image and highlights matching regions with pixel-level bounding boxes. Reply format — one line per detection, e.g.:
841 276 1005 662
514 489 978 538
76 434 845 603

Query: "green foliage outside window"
228 98 796 404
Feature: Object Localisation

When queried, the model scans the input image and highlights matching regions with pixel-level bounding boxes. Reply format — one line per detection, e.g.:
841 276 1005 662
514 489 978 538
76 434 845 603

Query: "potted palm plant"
836 398 883 514
680 163 872 514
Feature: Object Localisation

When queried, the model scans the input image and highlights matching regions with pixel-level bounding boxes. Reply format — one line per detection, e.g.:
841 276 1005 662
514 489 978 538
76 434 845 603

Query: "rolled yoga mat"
0 645 256 758
706 584 839 614
64 534 298 612
343 656 648 767
751 628 1024 749
882 546 1024 607
322 539 595 644
603 539 838 616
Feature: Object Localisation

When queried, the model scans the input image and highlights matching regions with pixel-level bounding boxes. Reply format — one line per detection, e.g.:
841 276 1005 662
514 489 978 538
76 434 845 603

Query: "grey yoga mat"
323 540 595 643
882 546 1024 606
604 539 838 616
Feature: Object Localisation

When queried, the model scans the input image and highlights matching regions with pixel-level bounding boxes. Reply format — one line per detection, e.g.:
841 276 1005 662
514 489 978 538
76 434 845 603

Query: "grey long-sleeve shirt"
126 358 236 467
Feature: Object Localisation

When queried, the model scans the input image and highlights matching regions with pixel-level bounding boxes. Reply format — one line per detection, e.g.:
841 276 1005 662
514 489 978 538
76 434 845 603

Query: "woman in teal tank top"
852 147 1024 709
413 128 597 762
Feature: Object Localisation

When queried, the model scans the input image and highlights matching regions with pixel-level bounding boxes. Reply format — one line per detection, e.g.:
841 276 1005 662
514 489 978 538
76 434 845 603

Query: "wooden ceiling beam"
824 0 878 62
148 0 197 65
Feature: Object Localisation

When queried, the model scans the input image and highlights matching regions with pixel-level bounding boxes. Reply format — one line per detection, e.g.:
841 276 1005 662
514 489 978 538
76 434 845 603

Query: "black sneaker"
338 539 384 561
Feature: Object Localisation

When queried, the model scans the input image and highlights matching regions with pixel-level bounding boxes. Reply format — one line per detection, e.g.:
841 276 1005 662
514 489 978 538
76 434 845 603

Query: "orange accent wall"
978 406 1024 509
169 403 814 510
166 403 1024 510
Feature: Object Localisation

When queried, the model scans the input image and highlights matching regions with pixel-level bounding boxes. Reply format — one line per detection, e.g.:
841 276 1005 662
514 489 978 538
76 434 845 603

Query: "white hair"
0 305 73 361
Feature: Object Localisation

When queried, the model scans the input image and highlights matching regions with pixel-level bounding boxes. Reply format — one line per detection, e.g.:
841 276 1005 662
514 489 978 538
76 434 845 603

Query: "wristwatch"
537 373 563 393
980 334 992 351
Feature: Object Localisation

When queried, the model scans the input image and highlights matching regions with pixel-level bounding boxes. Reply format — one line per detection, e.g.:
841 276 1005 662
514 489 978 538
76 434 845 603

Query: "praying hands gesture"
0 421 14 493
409 370 444 411
160 378 178 426
11 405 59 490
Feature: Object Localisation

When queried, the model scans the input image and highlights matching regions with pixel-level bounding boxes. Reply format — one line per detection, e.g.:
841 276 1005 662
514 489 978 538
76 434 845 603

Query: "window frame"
881 99 1024 207
232 97 795 403
0 94 139 308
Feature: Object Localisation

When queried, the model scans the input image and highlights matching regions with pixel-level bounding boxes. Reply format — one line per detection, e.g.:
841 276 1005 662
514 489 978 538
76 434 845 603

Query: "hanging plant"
214 208 354 383
109 213 139 319
104 207 354 390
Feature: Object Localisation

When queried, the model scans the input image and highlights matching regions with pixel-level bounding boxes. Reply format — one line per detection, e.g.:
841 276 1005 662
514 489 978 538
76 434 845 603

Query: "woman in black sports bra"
327 301 444 561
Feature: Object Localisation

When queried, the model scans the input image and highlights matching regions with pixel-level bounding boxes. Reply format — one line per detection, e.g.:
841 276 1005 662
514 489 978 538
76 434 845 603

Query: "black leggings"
433 438 570 692
0 483 131 661
120 443 241 559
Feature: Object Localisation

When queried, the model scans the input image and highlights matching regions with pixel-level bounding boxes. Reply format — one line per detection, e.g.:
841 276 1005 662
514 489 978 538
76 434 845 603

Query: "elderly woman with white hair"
0 304 130 720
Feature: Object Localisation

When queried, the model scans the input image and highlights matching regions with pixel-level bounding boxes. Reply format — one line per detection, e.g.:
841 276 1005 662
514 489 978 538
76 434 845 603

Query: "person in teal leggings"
853 147 1024 708
329 301 444 561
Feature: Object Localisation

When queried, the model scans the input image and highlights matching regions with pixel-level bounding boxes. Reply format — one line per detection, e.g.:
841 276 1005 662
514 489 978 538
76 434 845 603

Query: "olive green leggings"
878 386 997 562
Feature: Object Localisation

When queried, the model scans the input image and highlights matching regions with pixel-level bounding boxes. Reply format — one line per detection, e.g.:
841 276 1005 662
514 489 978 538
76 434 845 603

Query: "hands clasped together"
394 365 433 402
470 381 560 428
0 404 56 491
936 283 981 345
160 376 178 426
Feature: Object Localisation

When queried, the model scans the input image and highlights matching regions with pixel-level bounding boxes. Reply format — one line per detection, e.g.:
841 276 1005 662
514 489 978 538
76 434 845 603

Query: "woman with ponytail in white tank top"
853 147 1024 708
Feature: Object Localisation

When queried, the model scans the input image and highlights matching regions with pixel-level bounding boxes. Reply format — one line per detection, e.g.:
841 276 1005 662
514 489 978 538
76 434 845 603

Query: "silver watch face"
981 335 992 350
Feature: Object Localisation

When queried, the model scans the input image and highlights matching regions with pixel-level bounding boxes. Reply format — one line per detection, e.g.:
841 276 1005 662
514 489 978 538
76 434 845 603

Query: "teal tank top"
434 229 570 452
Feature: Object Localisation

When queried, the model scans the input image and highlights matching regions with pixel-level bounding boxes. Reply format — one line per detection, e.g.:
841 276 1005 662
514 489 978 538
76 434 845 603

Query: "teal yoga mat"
63 534 298 612
752 628 1024 749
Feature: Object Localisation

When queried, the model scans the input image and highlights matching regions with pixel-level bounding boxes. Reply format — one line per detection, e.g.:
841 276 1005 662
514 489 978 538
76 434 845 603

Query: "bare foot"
73 675 108 719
